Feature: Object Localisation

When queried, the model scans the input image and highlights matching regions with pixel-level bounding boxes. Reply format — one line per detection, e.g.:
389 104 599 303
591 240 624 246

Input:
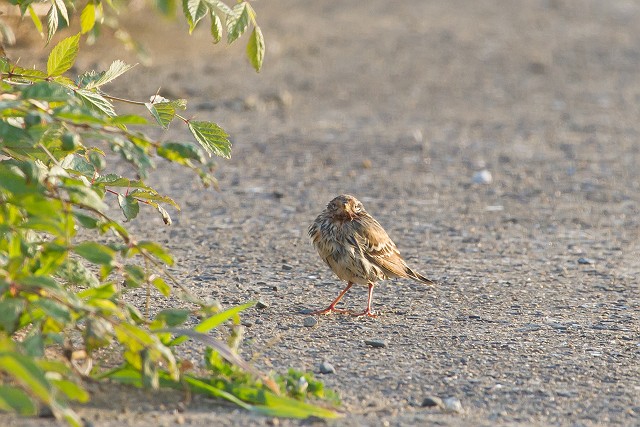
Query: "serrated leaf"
187 120 231 158
47 33 80 76
247 26 265 72
20 82 70 101
206 0 232 17
227 3 249 44
46 5 59 44
145 102 175 129
54 0 69 25
74 242 115 265
88 60 134 89
118 194 140 221
210 10 222 43
93 174 131 187
184 0 209 33
75 89 116 117
80 2 96 34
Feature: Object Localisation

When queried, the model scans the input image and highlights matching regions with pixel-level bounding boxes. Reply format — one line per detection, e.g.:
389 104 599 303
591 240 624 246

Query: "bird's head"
326 194 365 220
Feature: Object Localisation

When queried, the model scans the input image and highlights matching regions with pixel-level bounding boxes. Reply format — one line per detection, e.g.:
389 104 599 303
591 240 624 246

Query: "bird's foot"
349 309 378 318
309 306 349 315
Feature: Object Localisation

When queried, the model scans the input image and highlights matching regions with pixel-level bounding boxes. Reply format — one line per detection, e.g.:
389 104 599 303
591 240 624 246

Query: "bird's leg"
350 282 378 317
310 282 353 315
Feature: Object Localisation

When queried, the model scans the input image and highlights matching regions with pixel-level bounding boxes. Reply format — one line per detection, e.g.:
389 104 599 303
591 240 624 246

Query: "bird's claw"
309 306 349 315
349 309 378 318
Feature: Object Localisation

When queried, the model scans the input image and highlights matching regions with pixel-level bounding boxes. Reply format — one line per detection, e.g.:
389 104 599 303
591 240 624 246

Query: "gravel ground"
6 0 640 426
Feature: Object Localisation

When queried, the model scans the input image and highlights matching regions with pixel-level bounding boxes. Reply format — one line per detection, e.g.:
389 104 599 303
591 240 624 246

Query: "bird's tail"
406 266 435 285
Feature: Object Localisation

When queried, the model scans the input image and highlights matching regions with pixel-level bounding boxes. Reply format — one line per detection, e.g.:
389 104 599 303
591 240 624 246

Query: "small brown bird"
308 194 434 317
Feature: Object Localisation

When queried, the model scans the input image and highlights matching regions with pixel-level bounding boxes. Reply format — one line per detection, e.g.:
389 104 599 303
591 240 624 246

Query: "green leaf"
187 120 231 158
210 10 222 43
151 276 171 297
227 3 249 44
157 141 206 165
47 33 80 77
129 189 179 209
46 4 59 43
206 0 232 16
145 101 177 129
0 386 38 416
80 2 96 34
184 0 209 33
20 82 70 102
57 258 100 287
0 299 26 333
154 309 190 327
88 60 134 89
170 302 255 346
73 211 99 229
136 241 173 265
247 26 265 72
54 0 69 25
0 354 51 403
49 379 89 403
28 5 44 36
75 89 116 117
118 194 140 220
73 242 115 265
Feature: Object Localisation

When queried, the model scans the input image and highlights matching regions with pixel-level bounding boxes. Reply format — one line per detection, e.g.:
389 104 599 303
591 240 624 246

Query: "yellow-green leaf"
80 2 96 34
246 26 265 72
47 33 81 77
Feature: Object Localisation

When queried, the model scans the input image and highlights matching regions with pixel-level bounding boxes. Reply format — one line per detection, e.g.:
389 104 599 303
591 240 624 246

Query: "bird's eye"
353 203 362 212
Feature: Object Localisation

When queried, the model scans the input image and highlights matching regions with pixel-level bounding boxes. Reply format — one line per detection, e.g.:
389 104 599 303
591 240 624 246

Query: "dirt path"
7 0 640 425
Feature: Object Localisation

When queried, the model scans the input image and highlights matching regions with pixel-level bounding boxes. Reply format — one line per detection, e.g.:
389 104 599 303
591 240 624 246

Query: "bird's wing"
351 215 410 279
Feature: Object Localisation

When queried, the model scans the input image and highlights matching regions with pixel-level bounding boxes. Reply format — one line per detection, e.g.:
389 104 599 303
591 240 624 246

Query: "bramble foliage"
0 0 265 71
0 3 336 426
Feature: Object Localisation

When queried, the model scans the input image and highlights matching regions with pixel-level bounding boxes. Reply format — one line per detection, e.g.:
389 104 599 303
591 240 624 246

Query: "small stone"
365 339 387 348
282 264 293 270
443 397 463 413
421 396 443 408
472 169 493 184
256 300 269 309
175 414 186 425
254 318 264 325
577 257 594 265
303 316 318 327
319 361 336 374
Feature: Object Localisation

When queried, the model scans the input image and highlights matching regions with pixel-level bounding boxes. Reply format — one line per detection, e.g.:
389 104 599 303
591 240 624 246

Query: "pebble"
319 361 336 374
303 316 318 327
472 169 493 184
256 300 269 309
577 257 594 265
282 264 293 270
443 397 463 413
365 339 387 348
421 396 443 408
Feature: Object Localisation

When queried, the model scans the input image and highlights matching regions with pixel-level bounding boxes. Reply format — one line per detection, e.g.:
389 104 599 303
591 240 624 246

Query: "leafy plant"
0 3 336 426
0 0 265 71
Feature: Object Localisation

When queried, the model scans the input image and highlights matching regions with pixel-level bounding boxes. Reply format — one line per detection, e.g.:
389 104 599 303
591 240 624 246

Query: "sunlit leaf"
47 33 80 77
187 120 231 158
210 10 222 43
226 3 249 44
80 2 96 34
246 26 265 72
